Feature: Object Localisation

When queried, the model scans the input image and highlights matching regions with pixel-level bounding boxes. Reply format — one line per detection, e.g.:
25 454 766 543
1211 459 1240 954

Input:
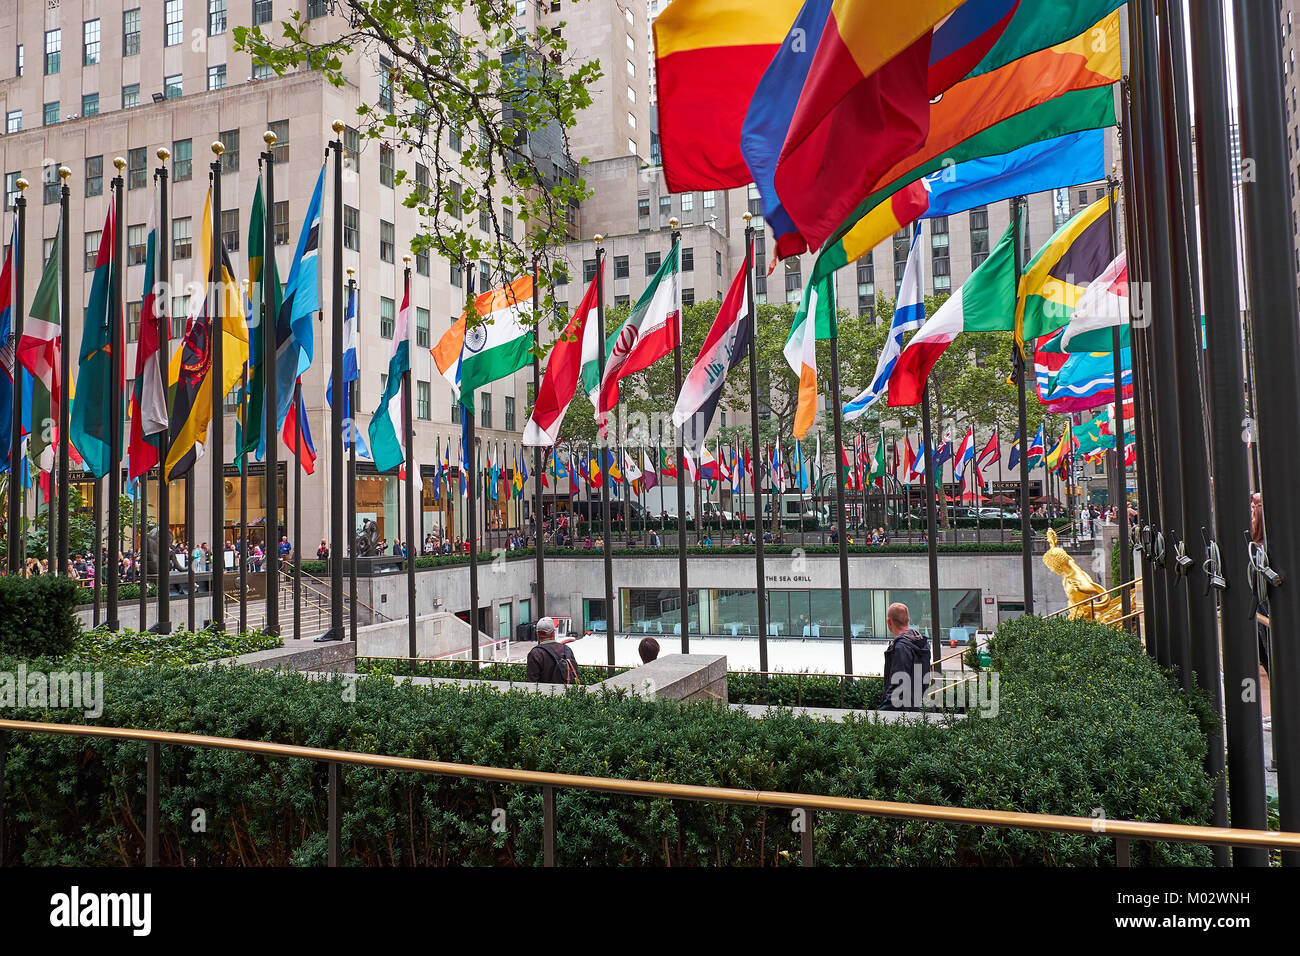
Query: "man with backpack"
879 602 932 711
525 617 582 685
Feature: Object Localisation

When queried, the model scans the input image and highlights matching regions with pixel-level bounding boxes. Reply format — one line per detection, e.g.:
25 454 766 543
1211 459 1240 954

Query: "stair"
220 567 372 642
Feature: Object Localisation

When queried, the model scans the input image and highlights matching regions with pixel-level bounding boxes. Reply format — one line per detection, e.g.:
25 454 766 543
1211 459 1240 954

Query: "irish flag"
888 221 1017 406
453 276 535 414
524 267 600 446
598 245 680 433
783 272 834 439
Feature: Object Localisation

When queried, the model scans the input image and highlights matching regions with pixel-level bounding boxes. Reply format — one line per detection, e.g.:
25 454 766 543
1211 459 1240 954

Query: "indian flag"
783 272 834 439
887 220 1017 407
437 276 535 413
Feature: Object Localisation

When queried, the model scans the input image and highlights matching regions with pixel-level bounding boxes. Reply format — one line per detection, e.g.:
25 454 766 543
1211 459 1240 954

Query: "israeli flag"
845 224 925 420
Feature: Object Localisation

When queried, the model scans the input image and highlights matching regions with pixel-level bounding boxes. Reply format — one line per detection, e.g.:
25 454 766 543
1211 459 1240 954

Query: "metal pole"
1012 196 1034 614
1232 0 1300 862
593 238 616 662
1187 0 1269 863
139 474 148 629
921 385 941 660
152 150 172 634
325 121 346 642
826 285 854 673
56 164 71 575
293 381 302 640
1106 176 1130 609
7 179 26 574
742 219 768 671
667 224 689 653
261 132 281 637
92 481 101 623
467 372 480 667
186 473 195 629
347 272 358 643
209 146 225 631
239 364 248 636
532 259 545 619
402 260 417 657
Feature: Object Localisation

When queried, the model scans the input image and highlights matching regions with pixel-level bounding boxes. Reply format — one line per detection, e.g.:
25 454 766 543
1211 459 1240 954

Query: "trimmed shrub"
0 576 81 658
74 582 158 605
356 656 623 686
67 627 282 668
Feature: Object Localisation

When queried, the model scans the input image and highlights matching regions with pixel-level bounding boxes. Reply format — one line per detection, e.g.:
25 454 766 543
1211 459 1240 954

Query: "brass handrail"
1045 577 1140 619
1 717 1296 863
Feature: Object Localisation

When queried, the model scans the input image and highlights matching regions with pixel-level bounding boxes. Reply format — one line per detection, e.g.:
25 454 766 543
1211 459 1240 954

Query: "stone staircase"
220 566 379 642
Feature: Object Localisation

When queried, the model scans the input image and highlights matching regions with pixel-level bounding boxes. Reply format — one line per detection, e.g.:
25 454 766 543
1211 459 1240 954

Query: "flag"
641 450 659 491
653 0 805 192
604 449 624 485
867 439 886 487
622 450 642 493
457 276 535 414
658 446 678 479
18 221 61 473
1016 192 1112 351
1061 251 1129 352
1042 343 1132 411
903 436 916 482
326 282 371 460
127 202 168 479
845 224 924 419
783 272 833 439
888 220 1017 406
891 440 900 477
267 163 323 451
1045 423 1071 471
685 443 719 482
911 438 927 477
1008 429 1022 470
282 386 317 475
164 191 248 480
588 450 603 489
599 246 680 433
770 437 783 492
952 427 975 484
1027 424 1046 470
368 279 411 473
976 430 1000 469
237 178 280 462
524 268 600 446
760 0 1009 256
674 240 752 454
933 438 953 470
0 222 14 469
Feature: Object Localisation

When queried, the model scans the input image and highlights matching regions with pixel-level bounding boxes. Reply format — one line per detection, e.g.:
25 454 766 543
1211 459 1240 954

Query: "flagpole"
260 130 281 638
825 282 854 674
996 430 1004 541
739 216 769 671
400 258 417 657
152 149 172 633
1012 195 1034 614
208 143 226 631
92 480 101 623
920 384 941 660
592 236 617 661
468 419 479 667
238 363 248 636
7 178 26 574
56 164 71 577
185 473 195 629
347 270 358 643
531 259 545 617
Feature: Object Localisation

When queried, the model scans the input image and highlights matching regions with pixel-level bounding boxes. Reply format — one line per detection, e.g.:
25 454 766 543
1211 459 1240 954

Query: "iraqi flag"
673 240 751 455
889 221 1017 406
524 266 600 446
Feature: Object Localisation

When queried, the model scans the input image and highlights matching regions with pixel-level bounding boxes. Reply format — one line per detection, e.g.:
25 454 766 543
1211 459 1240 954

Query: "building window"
682 288 695 307
165 2 184 47
703 191 716 209
416 247 429 277
614 255 629 280
269 119 289 164
614 294 630 307
208 0 227 35
128 224 148 266
164 75 183 99
681 193 694 214
417 381 431 420
173 139 193 182
638 198 650 218
449 127 462 153
4 111 19 134
969 205 989 269
480 392 492 428
219 129 239 171
128 148 147 190
6 173 22 210
208 64 227 90
15 44 22 77
272 201 289 245
451 261 463 287
716 250 723 276
343 206 359 251
343 126 360 171
414 162 429 204
583 258 597 284
253 0 273 25
505 396 516 431
659 195 670 218
451 401 461 424
307 0 329 19
84 156 103 198
784 262 802 293
380 220 394 263
480 261 490 290
502 208 513 240
42 163 60 206
84 232 101 273
83 20 100 66
221 209 239 253
380 297 395 338
681 247 694 272
81 93 99 117
126 301 142 343
379 56 394 111
645 251 661 275
123 10 141 55
43 238 55 265
171 301 188 340
479 206 491 232
43 102 59 127
44 29 60 75
122 85 140 109
415 308 430 348
253 61 273 80
172 218 193 260
379 143 395 187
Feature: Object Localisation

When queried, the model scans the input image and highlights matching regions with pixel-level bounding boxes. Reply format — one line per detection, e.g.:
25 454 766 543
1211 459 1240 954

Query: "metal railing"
1044 578 1140 625
1 717 1295 867
281 563 393 625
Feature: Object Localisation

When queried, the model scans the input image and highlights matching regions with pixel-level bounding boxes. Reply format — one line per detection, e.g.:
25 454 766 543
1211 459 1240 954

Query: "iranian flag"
524 267 600 446
597 245 680 434
888 221 1017 406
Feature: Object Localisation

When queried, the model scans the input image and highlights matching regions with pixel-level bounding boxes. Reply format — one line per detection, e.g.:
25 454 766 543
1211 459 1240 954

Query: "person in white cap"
525 617 581 685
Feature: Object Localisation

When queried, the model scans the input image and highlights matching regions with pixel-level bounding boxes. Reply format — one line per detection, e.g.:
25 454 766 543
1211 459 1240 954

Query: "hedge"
74 582 157 605
0 615 1213 866
0 576 81 658
66 627 282 668
356 656 624 687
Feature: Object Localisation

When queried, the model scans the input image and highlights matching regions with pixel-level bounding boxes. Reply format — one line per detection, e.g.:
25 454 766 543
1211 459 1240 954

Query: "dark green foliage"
67 628 282 668
73 582 157 605
727 672 885 710
356 657 623 686
0 616 1213 866
0 576 81 658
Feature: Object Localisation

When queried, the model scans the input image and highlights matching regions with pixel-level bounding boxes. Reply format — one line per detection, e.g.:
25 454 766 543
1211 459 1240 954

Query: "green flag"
70 199 122 478
237 178 281 463
18 224 61 473
868 440 886 485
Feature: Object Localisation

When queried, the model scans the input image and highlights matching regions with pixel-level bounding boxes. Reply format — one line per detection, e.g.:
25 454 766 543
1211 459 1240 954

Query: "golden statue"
1042 528 1124 624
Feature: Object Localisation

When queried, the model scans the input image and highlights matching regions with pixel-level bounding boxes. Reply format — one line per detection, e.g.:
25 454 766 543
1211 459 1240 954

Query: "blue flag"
326 283 371 460
845 224 924 419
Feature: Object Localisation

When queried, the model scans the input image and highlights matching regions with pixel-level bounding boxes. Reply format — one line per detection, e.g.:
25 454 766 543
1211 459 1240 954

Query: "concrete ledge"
210 640 357 673
597 653 727 703
732 703 960 724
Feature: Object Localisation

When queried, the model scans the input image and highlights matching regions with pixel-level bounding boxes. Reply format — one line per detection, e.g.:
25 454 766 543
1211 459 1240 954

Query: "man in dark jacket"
879 603 932 711
525 617 581 685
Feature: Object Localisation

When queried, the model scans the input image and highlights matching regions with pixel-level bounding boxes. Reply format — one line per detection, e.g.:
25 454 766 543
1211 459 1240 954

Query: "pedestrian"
317 539 330 561
638 637 660 663
879 602 931 711
525 617 582 685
